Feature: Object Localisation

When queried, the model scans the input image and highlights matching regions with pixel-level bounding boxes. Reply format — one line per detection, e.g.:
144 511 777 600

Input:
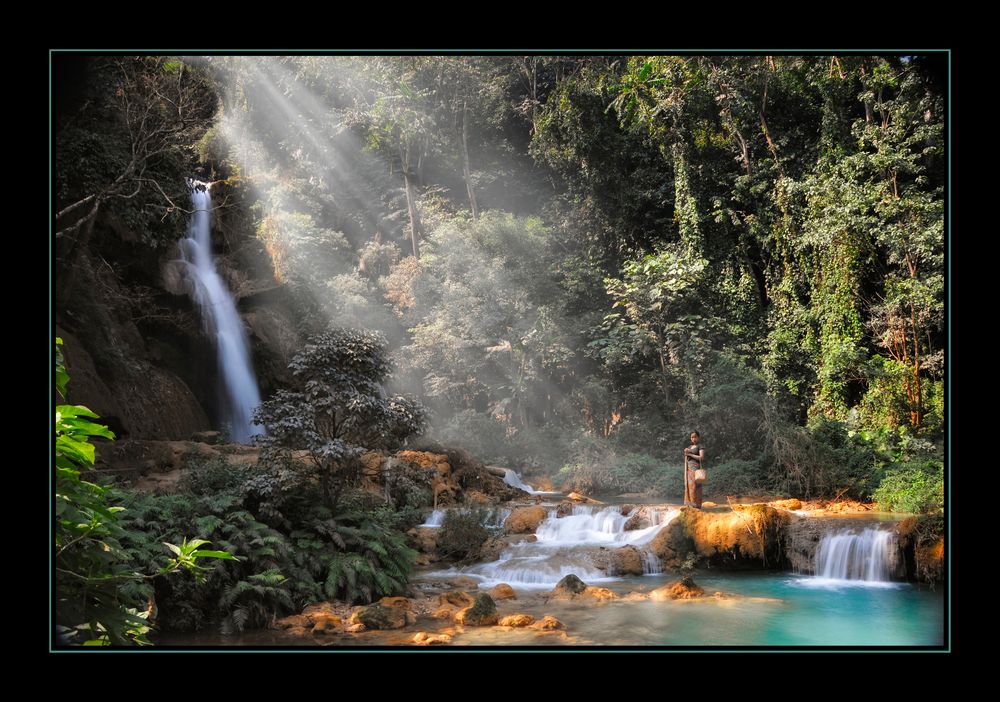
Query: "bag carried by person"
694 468 707 484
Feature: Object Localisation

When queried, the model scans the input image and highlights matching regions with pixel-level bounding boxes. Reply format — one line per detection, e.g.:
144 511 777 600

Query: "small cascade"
418 506 512 529
429 506 679 588
535 506 673 547
502 469 546 494
419 509 447 528
814 528 899 583
177 180 263 443
641 550 663 575
485 507 512 528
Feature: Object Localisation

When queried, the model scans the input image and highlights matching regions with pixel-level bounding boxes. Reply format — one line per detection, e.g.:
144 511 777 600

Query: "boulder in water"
556 500 575 518
412 631 452 645
582 586 618 601
349 600 411 630
553 574 588 596
489 584 517 601
438 590 476 608
499 614 535 627
650 577 705 600
311 614 342 635
456 593 499 626
531 616 564 630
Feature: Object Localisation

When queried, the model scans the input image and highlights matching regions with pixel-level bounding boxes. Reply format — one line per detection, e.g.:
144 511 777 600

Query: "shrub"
872 460 943 514
437 508 493 560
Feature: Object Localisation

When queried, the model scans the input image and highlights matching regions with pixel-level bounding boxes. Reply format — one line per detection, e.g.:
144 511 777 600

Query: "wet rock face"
623 513 649 531
59 326 211 441
587 545 644 576
898 516 944 583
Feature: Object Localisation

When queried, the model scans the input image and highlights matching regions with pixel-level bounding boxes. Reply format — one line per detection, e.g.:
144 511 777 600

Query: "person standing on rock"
684 431 705 509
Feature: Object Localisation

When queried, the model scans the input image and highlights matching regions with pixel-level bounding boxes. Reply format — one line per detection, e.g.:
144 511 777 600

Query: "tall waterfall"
814 528 898 583
178 181 262 443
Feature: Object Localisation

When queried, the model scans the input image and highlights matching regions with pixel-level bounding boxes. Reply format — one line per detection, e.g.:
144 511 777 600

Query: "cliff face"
56 178 303 440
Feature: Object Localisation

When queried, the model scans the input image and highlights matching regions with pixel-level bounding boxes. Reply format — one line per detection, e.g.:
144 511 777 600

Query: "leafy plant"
436 508 493 560
55 338 235 645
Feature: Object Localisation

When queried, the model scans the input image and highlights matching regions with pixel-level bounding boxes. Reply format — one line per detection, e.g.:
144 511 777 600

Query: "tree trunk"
461 101 478 220
402 143 422 259
910 302 923 428
657 335 670 408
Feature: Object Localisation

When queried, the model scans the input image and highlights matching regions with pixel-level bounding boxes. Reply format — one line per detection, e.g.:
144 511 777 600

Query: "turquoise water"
563 571 945 646
153 570 944 647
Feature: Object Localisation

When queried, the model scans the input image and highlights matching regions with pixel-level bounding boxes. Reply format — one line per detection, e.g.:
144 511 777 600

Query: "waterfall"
178 181 263 444
419 509 447 528
814 528 899 583
418 506 512 529
534 506 672 547
428 506 679 588
502 469 543 494
641 550 664 575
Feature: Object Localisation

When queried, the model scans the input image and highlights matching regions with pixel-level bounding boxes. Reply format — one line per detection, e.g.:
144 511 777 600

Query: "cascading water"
178 180 263 444
419 509 447 528
641 550 664 575
429 505 679 589
418 506 513 529
503 469 548 495
813 528 899 584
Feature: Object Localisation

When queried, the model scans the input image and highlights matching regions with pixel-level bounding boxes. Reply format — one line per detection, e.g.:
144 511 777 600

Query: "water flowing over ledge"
177 180 263 443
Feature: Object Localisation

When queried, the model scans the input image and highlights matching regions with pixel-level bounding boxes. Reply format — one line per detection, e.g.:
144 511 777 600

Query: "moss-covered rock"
552 574 588 596
457 593 499 626
349 601 410 630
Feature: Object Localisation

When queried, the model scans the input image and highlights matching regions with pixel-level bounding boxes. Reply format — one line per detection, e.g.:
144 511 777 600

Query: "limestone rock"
489 583 517 601
499 614 535 627
412 632 452 645
349 601 410 630
531 616 564 630
650 577 706 601
504 506 548 534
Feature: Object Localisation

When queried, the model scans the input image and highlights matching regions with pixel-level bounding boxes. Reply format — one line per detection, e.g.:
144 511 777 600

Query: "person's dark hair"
689 431 700 439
